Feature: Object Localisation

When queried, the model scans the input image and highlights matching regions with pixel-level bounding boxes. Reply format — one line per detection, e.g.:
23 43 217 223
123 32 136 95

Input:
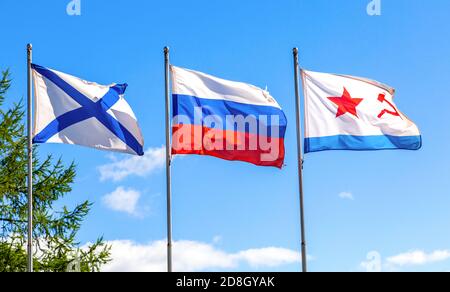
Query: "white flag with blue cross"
31 64 144 156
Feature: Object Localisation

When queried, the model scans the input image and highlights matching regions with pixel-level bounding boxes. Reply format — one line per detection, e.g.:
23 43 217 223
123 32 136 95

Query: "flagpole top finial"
164 46 170 53
27 43 32 50
293 48 299 55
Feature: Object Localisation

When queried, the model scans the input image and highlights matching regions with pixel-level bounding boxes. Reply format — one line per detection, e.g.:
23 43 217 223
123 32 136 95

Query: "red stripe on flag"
172 124 285 168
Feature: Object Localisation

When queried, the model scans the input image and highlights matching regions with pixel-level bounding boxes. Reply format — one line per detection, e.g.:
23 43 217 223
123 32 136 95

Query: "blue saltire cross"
31 64 144 156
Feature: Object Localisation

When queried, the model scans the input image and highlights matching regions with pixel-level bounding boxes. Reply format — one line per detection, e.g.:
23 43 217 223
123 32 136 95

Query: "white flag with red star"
301 70 421 153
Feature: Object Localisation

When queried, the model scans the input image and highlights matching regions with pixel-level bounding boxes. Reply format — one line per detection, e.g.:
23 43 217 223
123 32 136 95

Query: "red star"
328 87 363 118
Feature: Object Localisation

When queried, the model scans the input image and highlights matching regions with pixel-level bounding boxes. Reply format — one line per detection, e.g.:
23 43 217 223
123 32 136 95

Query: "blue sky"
1 0 450 272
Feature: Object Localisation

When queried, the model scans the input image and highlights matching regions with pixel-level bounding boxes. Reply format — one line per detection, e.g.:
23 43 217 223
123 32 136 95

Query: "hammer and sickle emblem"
377 93 403 119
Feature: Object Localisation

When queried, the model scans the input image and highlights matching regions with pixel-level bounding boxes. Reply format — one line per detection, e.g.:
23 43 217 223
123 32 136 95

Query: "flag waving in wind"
171 66 287 168
31 64 144 155
301 70 421 153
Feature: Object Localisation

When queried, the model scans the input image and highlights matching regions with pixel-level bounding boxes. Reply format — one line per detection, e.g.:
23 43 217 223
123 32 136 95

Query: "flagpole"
164 46 173 272
293 48 307 272
26 43 33 273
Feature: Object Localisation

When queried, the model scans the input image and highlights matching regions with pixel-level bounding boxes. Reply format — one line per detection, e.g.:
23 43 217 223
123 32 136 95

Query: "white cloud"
386 250 450 267
98 146 165 182
338 192 354 200
101 239 302 272
102 187 142 216
236 247 301 268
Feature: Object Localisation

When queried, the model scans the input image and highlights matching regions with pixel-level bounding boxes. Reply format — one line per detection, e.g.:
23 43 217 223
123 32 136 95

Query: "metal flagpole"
293 48 308 272
26 43 33 273
164 47 173 272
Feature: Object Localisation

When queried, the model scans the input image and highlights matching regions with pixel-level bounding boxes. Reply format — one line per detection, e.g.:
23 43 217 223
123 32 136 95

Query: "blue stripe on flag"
32 64 94 107
304 135 422 153
172 94 287 138
33 107 93 142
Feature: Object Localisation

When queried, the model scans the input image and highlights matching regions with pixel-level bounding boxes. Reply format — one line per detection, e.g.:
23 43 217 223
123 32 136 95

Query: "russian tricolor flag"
171 66 287 168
